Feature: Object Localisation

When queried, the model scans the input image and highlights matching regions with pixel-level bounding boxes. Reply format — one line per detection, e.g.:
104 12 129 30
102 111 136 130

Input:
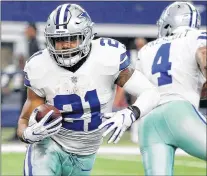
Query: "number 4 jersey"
24 38 130 155
136 29 206 109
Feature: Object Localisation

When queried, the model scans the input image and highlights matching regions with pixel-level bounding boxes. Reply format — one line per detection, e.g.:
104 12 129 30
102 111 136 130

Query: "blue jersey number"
100 38 119 48
54 89 101 131
100 38 129 71
152 43 172 86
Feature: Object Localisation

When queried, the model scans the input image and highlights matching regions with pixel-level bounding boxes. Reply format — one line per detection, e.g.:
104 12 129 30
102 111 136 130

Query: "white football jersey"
24 38 130 155
137 29 206 109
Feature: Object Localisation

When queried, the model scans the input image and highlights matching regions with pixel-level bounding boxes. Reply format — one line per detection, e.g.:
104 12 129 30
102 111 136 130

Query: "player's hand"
22 109 62 144
98 108 137 144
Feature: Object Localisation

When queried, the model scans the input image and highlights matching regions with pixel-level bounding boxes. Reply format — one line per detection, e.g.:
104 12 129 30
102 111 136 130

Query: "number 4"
152 43 172 86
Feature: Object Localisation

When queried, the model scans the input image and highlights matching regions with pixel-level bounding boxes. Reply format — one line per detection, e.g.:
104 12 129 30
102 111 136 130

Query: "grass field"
1 128 206 175
2 153 206 175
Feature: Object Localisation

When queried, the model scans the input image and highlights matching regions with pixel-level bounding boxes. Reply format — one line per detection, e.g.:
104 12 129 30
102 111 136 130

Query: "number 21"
54 90 101 132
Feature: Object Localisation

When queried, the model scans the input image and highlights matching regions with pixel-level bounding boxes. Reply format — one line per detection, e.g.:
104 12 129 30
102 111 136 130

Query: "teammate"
136 2 206 175
17 4 160 176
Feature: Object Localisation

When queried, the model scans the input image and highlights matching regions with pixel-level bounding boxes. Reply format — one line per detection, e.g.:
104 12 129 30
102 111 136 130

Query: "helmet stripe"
63 4 71 29
187 3 197 28
55 4 70 29
63 4 71 23
56 6 62 29
191 7 197 28
186 3 193 27
195 9 198 28
58 4 69 30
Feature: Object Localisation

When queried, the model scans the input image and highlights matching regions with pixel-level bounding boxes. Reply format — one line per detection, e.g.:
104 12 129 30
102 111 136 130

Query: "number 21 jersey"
24 38 130 155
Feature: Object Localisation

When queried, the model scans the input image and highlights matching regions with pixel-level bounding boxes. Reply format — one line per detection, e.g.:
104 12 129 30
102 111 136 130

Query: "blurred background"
1 1 207 175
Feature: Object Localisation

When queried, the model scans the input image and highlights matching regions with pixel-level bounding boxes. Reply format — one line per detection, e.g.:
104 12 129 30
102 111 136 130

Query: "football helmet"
45 4 94 67
157 2 201 38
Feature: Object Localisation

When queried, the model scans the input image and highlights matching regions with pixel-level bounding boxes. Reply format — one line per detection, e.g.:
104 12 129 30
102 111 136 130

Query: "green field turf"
1 128 206 175
1 153 206 176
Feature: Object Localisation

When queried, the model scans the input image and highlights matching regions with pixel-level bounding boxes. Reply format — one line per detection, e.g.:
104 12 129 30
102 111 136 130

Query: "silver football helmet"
45 4 94 67
157 1 201 38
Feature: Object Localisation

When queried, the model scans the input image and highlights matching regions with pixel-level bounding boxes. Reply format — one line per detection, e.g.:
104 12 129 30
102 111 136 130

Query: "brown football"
35 104 62 123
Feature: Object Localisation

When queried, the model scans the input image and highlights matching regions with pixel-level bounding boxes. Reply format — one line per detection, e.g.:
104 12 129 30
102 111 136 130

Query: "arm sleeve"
123 70 160 117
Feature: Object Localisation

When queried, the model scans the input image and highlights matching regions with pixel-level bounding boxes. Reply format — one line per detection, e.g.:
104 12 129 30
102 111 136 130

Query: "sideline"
2 144 190 156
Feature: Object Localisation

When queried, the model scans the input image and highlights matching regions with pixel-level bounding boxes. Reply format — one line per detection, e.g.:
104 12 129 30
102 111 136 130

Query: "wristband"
127 106 141 120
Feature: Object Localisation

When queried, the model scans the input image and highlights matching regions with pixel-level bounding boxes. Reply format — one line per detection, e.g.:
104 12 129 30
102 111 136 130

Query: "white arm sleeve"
123 70 160 117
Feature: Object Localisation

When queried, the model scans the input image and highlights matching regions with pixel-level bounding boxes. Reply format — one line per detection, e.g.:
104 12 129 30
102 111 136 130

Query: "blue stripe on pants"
192 106 207 125
24 145 33 176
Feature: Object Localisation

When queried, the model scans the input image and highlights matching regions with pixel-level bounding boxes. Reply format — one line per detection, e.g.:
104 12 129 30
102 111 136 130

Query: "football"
35 104 62 123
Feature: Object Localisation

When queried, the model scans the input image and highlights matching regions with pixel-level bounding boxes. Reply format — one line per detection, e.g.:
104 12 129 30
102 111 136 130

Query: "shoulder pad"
92 38 130 74
137 42 149 60
27 50 43 64
187 30 207 49
187 30 207 41
24 49 50 88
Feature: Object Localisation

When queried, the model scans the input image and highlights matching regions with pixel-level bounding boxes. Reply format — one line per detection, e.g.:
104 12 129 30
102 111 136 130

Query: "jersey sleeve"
95 38 131 81
113 49 131 81
23 53 46 97
111 40 131 80
189 30 207 58
119 50 131 71
195 31 207 47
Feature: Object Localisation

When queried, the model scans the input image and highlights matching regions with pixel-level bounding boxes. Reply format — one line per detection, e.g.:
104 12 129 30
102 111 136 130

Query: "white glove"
98 107 138 144
22 109 62 144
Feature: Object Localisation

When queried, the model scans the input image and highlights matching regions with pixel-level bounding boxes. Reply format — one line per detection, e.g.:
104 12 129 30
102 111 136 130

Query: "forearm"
17 100 32 139
123 70 160 117
17 118 29 140
17 91 44 141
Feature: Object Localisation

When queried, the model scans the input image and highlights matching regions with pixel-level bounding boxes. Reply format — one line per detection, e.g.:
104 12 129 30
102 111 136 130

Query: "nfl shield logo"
71 76 78 84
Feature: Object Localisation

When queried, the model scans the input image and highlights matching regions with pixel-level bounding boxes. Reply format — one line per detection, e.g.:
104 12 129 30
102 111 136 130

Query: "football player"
17 3 160 176
136 2 206 175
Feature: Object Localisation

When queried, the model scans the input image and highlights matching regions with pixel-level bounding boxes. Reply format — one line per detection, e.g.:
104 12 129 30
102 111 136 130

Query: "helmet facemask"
157 19 172 38
45 4 95 67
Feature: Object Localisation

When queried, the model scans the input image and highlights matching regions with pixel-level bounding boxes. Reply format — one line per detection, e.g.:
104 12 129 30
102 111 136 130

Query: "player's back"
137 29 206 108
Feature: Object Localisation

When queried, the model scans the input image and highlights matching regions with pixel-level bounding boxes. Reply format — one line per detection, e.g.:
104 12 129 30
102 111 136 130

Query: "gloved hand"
98 106 139 144
22 109 62 144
